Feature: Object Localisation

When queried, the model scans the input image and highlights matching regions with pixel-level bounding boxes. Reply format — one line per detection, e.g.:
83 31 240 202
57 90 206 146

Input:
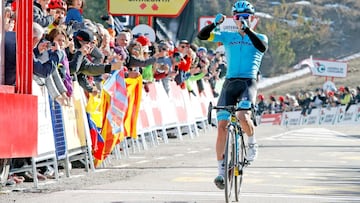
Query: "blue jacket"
65 8 83 25
33 47 62 78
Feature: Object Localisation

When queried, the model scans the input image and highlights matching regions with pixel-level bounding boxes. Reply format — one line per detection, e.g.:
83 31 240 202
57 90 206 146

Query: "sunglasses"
233 13 251 20
180 45 188 49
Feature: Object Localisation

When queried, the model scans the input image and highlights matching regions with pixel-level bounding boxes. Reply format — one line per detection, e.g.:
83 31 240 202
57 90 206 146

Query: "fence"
6 77 359 188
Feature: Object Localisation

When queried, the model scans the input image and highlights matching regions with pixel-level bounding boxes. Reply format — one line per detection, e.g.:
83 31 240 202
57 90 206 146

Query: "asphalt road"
1 124 360 203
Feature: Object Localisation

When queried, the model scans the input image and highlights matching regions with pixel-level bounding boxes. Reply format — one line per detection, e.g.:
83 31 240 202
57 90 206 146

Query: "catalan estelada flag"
93 70 128 167
124 75 143 139
103 70 128 135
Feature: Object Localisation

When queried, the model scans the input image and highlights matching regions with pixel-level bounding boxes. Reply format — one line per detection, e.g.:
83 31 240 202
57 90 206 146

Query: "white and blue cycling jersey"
208 31 268 79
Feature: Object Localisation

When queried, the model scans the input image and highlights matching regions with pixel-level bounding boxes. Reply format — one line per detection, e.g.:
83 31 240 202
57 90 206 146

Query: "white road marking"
113 164 130 168
135 160 150 164
262 128 352 141
63 189 360 201
154 156 167 160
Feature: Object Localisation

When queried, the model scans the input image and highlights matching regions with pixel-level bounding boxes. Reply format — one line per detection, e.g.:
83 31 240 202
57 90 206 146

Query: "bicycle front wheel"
224 127 236 203
235 133 246 201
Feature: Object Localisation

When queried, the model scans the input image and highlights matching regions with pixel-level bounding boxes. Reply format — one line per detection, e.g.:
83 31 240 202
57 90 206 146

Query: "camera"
47 42 56 49
100 15 110 21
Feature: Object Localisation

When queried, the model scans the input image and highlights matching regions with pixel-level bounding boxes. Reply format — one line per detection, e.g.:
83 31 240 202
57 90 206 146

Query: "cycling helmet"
48 0 67 10
232 1 255 14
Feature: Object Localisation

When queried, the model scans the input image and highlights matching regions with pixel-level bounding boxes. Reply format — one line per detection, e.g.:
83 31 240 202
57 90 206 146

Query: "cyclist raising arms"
197 1 268 190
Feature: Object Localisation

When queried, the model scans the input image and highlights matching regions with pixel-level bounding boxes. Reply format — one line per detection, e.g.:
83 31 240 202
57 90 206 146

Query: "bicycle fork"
234 131 240 177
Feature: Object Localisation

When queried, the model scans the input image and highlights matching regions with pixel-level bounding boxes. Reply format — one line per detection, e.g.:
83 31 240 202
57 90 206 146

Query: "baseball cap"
197 47 207 53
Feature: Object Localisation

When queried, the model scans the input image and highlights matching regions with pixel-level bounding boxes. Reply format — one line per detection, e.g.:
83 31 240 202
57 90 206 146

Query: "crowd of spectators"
256 86 360 116
5 0 357 187
2 0 228 186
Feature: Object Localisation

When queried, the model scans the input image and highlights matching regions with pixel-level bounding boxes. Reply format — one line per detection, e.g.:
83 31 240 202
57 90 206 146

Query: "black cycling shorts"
216 78 257 121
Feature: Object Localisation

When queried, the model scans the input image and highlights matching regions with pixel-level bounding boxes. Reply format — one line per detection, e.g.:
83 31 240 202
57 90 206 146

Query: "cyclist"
197 0 268 190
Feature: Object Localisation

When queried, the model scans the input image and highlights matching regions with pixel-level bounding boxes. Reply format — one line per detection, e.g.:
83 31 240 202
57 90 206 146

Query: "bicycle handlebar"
207 102 252 124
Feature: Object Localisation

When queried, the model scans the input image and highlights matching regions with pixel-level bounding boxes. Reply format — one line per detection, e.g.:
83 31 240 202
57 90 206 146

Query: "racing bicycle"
208 100 255 202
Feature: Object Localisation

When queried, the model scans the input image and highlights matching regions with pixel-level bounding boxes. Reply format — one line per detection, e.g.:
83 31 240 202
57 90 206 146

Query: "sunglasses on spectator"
180 45 188 49
233 13 251 20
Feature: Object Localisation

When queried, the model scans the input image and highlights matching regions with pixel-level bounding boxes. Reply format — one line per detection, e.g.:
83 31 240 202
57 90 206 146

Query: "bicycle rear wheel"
224 128 236 203
235 134 246 201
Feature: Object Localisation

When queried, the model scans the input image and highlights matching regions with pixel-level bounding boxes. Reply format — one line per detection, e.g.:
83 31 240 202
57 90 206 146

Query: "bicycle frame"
208 101 251 203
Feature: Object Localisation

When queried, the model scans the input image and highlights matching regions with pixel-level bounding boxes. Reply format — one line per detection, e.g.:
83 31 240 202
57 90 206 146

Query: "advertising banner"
334 105 357 125
300 108 320 125
281 111 301 126
311 59 347 78
318 107 337 125
260 113 282 125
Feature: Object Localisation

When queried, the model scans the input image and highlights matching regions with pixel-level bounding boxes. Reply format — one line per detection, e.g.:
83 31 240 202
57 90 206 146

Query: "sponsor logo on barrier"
356 107 360 122
302 115 317 125
283 114 289 126
319 110 325 125
301 109 320 125
337 108 345 123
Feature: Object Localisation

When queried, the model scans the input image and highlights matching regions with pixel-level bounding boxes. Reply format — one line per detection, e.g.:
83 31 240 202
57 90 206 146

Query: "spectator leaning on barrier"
311 88 327 108
256 94 267 115
268 95 278 114
114 31 140 79
355 86 360 104
45 27 74 98
36 31 69 106
340 86 353 105
341 86 354 112
174 40 194 89
33 22 62 80
300 91 313 116
278 96 287 112
186 56 209 96
69 29 123 94
286 93 299 111
326 91 340 108
154 41 174 95
125 37 157 75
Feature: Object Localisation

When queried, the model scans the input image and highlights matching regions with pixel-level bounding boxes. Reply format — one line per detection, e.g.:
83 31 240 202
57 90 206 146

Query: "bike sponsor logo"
356 107 360 122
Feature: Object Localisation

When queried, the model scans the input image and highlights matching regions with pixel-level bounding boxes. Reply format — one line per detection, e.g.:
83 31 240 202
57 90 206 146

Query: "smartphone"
47 42 56 49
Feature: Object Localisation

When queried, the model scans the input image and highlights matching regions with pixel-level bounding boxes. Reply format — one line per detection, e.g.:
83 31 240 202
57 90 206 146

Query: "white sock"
218 160 225 176
248 136 256 144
